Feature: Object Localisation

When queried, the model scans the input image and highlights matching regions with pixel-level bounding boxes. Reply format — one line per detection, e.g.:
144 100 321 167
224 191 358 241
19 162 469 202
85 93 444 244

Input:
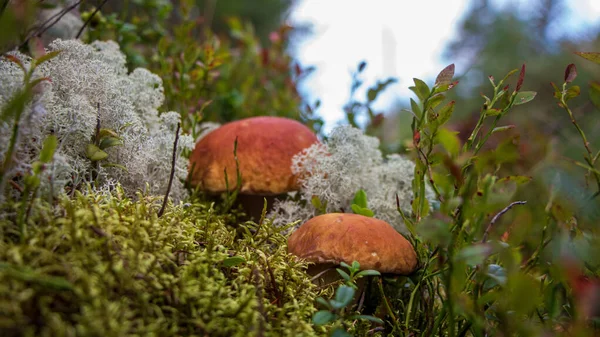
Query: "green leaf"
85 144 108 162
312 310 336 325
332 285 355 309
348 314 384 324
483 264 506 291
513 91 537 105
505 273 541 315
436 100 455 126
351 204 374 217
356 270 381 277
331 328 352 337
550 82 561 99
3 55 26 73
352 189 368 208
491 125 515 134
500 68 519 85
27 77 52 90
484 108 503 117
311 196 327 213
436 128 460 157
0 263 73 291
575 52 600 65
101 162 128 172
564 86 580 101
336 268 351 281
316 297 332 310
496 175 532 185
98 128 119 139
39 135 57 163
0 88 32 122
410 78 430 102
590 82 600 111
410 98 422 117
99 136 123 150
34 50 62 67
455 244 493 266
222 256 245 267
427 93 446 110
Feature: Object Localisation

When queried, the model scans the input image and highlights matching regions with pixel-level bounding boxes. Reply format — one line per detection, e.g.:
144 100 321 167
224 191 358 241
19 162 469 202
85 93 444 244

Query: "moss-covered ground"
0 186 323 336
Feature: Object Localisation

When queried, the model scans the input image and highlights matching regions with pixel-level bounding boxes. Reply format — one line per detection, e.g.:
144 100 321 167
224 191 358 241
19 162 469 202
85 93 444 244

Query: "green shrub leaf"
312 310 336 325
86 144 108 162
513 91 537 105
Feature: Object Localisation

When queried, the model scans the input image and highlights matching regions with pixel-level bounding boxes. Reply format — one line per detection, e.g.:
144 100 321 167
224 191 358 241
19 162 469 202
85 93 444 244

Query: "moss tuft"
0 185 322 336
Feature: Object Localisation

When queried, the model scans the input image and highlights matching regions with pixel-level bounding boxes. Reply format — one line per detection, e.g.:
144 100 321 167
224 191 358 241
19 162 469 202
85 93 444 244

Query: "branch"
76 0 110 39
158 122 181 217
481 200 527 243
1 0 83 55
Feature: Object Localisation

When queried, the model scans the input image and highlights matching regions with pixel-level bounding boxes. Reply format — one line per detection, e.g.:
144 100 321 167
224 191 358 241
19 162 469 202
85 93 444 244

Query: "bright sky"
290 0 600 133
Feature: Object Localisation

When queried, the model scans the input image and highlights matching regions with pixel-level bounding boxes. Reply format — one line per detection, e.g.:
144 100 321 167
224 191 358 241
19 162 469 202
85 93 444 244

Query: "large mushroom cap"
189 116 319 195
288 213 418 275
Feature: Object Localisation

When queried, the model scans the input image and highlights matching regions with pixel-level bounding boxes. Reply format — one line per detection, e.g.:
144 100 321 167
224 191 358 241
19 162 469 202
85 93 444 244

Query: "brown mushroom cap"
288 213 418 275
189 116 319 195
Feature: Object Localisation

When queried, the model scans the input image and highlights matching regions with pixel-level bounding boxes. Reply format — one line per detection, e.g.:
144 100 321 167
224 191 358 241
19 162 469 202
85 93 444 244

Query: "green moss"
0 186 322 336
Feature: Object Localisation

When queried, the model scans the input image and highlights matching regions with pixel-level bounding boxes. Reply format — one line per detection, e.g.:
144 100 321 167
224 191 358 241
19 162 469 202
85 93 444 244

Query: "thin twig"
158 122 180 217
76 0 110 39
481 200 527 243
14 0 83 53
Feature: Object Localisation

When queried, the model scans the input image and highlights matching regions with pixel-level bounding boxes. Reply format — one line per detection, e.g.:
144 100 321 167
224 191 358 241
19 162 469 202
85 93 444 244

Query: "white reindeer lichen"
0 39 193 201
269 125 434 234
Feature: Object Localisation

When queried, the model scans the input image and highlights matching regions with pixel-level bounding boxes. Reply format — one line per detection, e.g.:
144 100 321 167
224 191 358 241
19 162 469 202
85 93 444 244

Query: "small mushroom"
287 213 418 297
188 116 319 219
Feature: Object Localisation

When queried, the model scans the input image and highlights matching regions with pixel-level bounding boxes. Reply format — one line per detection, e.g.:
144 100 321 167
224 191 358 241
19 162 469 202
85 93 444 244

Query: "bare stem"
481 200 527 243
76 0 110 39
158 122 180 217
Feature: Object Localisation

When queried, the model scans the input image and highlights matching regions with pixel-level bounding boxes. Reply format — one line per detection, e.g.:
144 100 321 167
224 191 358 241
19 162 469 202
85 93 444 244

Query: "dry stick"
158 123 181 217
76 0 110 39
481 200 527 243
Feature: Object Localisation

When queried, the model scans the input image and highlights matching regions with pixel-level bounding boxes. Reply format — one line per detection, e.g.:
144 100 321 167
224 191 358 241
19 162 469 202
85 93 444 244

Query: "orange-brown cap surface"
288 213 418 275
189 116 319 195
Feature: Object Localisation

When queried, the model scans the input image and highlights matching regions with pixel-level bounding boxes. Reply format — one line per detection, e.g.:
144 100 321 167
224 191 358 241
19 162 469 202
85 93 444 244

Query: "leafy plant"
0 49 60 195
350 189 374 217
312 261 383 337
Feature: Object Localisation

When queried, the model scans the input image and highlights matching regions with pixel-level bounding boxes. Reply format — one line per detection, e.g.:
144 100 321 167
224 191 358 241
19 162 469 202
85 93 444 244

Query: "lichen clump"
0 39 194 201
269 125 433 233
0 187 321 336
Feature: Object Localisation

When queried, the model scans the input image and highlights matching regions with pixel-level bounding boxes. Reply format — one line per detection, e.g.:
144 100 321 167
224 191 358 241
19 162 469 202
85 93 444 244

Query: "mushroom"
188 116 319 219
287 213 418 302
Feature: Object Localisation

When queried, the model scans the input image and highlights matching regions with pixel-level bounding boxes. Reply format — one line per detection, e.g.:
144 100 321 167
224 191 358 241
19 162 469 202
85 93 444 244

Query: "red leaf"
564 63 577 83
435 63 455 86
516 64 526 92
413 130 421 147
294 63 302 77
260 49 269 66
